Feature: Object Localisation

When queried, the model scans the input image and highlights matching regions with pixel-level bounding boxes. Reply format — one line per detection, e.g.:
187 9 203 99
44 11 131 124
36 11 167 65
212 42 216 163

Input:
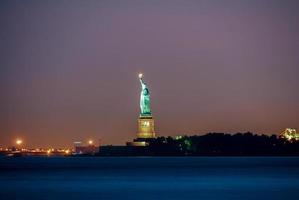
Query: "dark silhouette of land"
99 132 299 156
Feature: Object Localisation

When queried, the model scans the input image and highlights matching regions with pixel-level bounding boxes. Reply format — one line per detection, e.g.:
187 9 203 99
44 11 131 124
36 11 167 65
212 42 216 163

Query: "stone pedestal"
137 116 155 139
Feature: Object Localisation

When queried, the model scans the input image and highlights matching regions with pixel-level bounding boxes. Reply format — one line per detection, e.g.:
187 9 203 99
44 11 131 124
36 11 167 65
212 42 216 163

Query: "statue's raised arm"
139 74 146 89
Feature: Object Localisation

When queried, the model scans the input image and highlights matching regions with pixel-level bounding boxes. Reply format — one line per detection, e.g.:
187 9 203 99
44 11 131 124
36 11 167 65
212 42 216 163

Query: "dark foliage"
147 132 299 156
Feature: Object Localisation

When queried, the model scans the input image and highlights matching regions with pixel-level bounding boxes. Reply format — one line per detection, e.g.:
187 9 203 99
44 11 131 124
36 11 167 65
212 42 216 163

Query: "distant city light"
175 136 183 140
88 140 93 145
16 139 23 145
280 128 299 141
65 149 70 154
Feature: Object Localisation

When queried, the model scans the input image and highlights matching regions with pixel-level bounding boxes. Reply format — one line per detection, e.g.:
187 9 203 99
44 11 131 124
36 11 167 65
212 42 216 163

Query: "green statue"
139 73 151 116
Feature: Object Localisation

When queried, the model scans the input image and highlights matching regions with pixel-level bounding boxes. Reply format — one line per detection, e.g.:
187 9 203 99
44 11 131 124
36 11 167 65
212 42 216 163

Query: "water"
0 157 298 200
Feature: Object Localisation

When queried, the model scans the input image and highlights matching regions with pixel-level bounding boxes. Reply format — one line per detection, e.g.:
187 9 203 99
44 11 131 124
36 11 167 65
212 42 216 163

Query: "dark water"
0 157 299 200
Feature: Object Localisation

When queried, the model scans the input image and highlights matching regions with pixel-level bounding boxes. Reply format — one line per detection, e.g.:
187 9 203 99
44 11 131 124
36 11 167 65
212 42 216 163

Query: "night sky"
0 0 298 148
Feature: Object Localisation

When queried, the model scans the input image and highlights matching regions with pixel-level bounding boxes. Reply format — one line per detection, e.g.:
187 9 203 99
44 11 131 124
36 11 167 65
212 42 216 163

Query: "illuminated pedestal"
137 116 155 139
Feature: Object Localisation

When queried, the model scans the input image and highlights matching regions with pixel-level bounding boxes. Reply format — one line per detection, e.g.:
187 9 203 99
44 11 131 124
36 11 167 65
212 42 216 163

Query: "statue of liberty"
139 73 151 116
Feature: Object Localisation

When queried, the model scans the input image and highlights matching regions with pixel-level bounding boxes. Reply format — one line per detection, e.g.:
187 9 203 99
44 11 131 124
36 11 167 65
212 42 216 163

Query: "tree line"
146 132 299 156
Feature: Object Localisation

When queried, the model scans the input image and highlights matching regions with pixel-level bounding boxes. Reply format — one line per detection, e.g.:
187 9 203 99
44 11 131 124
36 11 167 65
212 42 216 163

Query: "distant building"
280 128 299 141
126 141 147 147
74 141 98 155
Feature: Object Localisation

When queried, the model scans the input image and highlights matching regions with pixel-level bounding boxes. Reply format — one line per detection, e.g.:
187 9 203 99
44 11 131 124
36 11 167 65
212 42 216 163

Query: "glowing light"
47 149 51 154
88 140 93 145
138 73 143 79
280 128 299 141
175 136 183 140
16 139 23 145
143 121 150 126
65 149 70 154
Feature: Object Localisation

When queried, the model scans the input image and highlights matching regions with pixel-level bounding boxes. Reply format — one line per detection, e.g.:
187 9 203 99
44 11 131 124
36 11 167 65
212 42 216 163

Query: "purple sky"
0 0 298 148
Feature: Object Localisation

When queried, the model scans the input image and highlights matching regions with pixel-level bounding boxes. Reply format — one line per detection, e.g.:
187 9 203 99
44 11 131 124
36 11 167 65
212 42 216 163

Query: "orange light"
88 140 93 145
16 139 23 145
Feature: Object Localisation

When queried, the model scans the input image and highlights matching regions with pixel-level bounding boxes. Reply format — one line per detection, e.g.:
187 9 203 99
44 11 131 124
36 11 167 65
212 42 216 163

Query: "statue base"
137 116 155 139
